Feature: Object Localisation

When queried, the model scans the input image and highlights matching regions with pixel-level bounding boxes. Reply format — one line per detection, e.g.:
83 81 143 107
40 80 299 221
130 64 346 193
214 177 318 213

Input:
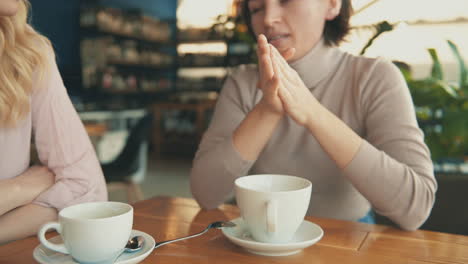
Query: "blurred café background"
29 0 468 234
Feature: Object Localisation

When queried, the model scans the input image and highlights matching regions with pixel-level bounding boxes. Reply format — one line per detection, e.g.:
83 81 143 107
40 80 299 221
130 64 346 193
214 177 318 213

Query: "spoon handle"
154 227 210 248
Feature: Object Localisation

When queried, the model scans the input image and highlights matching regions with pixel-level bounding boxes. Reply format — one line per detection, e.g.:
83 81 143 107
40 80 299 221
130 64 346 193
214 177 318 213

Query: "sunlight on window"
343 0 468 80
351 0 468 26
176 0 468 80
178 42 227 54
177 0 234 29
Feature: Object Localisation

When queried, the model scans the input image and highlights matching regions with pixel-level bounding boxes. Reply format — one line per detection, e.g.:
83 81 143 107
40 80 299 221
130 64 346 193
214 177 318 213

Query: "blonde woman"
0 0 107 244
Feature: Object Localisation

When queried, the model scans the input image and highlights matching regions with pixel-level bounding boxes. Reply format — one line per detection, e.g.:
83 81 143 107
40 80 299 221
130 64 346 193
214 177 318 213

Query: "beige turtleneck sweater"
190 40 437 230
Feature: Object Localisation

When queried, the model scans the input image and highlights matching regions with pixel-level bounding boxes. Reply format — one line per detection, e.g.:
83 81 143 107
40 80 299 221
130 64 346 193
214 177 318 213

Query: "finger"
257 35 273 83
260 52 274 81
262 72 280 102
271 57 285 95
275 59 293 105
270 44 290 70
265 72 280 94
273 60 294 105
271 45 296 85
278 84 294 108
270 46 291 85
271 52 298 102
256 34 269 60
256 35 266 83
264 45 274 79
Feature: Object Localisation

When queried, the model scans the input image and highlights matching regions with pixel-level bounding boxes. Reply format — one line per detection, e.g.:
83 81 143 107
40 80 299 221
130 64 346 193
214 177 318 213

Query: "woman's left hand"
270 44 319 127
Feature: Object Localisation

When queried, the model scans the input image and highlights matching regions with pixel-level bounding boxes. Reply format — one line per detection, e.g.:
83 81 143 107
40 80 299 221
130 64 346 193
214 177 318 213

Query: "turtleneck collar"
289 38 344 90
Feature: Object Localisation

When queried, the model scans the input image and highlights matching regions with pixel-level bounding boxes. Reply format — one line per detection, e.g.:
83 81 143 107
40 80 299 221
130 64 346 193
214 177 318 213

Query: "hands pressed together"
256 34 319 127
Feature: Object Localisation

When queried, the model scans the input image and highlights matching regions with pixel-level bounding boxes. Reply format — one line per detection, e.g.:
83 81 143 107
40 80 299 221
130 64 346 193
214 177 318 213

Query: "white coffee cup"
38 201 133 264
235 174 312 243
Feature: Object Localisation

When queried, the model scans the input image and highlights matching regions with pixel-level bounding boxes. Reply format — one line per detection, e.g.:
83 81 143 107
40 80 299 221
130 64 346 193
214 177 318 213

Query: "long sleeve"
31 48 107 211
190 73 256 209
342 59 437 230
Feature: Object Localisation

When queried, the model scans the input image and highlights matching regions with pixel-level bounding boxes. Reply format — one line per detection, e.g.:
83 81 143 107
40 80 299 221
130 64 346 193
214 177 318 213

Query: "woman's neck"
289 38 344 89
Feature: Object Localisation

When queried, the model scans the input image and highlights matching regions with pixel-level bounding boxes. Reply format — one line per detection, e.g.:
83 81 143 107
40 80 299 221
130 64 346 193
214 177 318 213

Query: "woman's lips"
268 35 290 50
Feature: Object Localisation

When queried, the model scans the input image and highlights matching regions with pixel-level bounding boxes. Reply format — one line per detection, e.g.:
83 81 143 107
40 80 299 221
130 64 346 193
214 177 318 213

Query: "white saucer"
222 217 323 256
33 229 155 264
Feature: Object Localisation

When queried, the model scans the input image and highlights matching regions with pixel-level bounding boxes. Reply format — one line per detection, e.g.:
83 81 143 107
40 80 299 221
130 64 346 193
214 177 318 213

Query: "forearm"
0 204 57 244
0 178 33 216
306 102 362 169
0 166 55 216
191 136 254 209
191 103 280 209
233 102 283 161
342 141 436 230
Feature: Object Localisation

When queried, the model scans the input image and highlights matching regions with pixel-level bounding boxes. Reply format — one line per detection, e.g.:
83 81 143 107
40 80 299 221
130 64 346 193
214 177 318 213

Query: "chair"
102 113 153 203
420 174 468 235
375 173 468 235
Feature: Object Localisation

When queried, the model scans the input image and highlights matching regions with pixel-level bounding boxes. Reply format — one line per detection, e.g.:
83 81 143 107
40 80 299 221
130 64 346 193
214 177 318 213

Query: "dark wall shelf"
80 25 175 47
177 39 226 44
78 2 254 112
79 5 177 103
107 60 175 71
177 65 226 69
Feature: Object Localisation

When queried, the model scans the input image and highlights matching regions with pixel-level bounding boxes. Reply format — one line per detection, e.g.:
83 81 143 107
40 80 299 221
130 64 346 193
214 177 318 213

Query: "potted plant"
397 41 468 234
402 40 468 167
360 25 468 233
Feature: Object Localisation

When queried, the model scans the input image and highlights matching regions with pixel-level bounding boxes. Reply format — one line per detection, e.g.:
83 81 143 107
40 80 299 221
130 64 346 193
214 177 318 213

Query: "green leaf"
447 40 468 88
428 48 444 80
435 80 459 98
395 64 413 80
360 21 394 55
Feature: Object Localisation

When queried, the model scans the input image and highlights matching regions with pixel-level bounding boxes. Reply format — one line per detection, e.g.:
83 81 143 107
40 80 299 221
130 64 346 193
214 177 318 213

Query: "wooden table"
1 196 468 263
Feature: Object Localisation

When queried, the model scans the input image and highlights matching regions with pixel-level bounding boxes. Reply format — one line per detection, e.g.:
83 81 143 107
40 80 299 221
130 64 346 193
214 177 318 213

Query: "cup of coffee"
37 201 133 263
235 174 312 243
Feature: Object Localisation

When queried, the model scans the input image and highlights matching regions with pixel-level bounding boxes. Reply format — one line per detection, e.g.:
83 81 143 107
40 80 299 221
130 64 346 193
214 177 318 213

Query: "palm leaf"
435 80 459 98
447 40 468 97
428 48 444 80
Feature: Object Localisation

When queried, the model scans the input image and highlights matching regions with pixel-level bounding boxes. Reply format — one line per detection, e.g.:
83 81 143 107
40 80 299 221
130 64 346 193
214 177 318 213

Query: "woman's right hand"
256 34 284 115
0 166 55 216
15 166 55 201
256 34 295 115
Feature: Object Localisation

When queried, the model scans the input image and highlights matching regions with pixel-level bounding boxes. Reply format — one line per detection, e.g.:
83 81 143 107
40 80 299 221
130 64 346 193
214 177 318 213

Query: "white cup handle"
266 199 277 233
37 222 69 255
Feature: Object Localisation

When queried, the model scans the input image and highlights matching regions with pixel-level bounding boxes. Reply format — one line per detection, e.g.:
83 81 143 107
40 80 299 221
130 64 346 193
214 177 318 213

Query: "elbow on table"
190 178 223 210
190 185 222 210
193 196 222 210
399 217 426 231
398 191 437 231
49 178 106 211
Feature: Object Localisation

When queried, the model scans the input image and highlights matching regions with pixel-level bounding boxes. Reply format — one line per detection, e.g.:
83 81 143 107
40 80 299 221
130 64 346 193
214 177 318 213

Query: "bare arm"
0 203 57 244
0 166 54 216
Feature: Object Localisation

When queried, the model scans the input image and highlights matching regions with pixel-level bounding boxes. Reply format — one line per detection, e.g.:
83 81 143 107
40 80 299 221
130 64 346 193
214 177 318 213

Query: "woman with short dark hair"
242 0 353 46
190 0 436 231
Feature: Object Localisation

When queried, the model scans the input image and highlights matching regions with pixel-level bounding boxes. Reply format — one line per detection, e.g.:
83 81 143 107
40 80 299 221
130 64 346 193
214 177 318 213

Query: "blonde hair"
0 0 52 127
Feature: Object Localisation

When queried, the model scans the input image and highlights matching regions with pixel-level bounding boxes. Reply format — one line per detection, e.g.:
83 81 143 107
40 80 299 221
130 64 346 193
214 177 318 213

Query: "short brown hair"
241 0 353 46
